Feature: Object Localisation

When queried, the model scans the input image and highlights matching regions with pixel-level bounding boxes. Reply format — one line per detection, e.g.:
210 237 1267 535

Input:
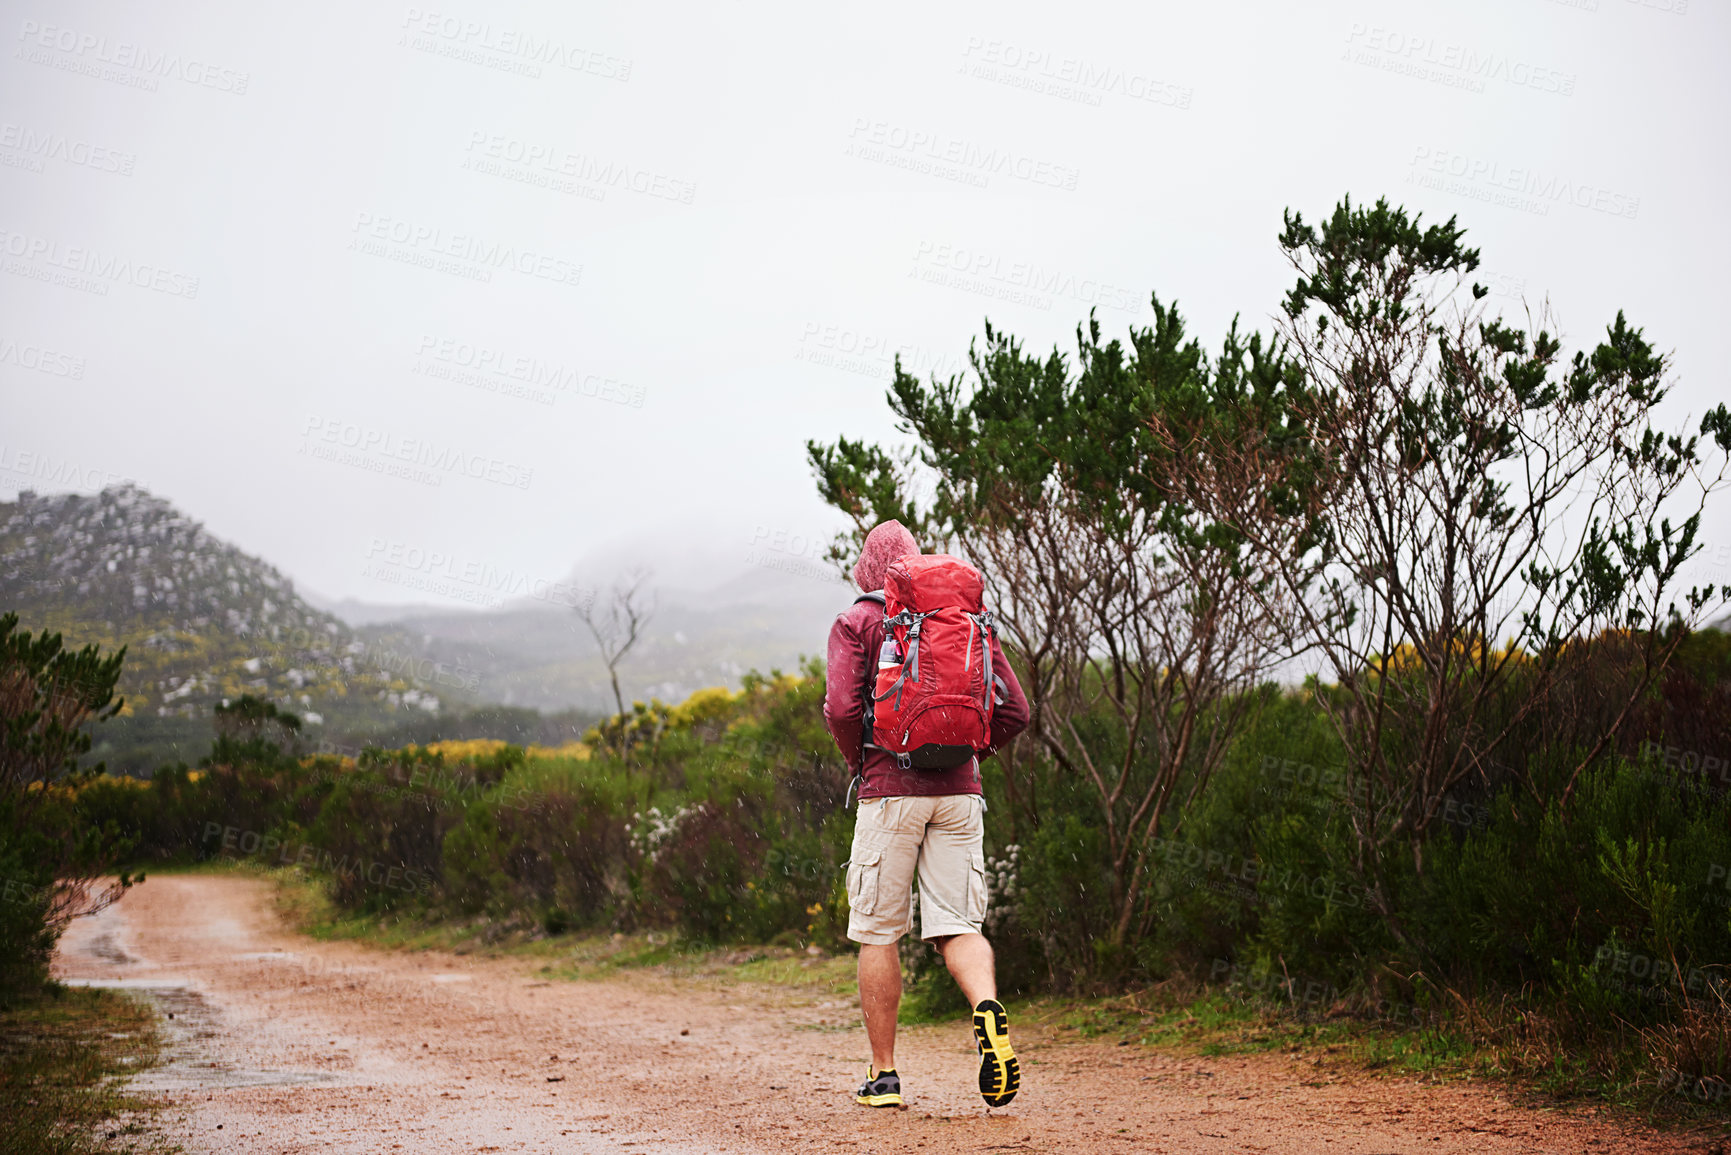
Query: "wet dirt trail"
53 875 1709 1154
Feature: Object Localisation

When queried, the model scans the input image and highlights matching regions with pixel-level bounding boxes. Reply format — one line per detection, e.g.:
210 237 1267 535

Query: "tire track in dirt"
53 875 1711 1153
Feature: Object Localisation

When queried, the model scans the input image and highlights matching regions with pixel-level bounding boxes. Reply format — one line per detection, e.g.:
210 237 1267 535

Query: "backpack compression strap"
969 609 994 715
872 609 930 712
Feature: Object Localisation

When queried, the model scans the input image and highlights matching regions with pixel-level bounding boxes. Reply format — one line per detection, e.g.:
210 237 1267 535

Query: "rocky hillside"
0 485 454 768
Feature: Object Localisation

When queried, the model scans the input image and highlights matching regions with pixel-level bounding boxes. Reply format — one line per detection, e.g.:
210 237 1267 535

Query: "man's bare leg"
934 932 996 1005
939 932 1019 1105
858 943 902 1071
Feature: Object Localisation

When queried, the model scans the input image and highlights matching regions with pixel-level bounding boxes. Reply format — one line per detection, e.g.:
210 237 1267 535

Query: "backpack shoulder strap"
853 591 889 696
849 590 889 782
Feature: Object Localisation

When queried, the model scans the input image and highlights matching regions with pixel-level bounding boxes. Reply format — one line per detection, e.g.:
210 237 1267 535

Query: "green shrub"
441 763 637 927
0 806 57 993
300 756 456 912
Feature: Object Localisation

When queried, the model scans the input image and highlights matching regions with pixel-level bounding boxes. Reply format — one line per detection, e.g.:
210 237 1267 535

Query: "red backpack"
859 554 999 770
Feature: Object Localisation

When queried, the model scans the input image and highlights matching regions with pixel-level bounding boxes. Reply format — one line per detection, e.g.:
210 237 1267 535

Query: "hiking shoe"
855 1066 903 1107
973 998 1019 1107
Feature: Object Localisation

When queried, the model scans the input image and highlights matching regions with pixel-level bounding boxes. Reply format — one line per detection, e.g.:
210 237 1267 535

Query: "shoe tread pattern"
973 1000 1019 1107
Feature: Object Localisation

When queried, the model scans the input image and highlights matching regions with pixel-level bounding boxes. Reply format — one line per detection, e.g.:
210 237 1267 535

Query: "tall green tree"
1160 197 1731 946
809 303 1300 955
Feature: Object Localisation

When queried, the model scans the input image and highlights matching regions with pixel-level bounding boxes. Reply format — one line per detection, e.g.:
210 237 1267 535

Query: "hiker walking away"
824 519 1030 1109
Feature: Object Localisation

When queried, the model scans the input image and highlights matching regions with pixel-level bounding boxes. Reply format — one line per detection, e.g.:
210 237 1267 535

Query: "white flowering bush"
984 843 1020 934
628 803 702 864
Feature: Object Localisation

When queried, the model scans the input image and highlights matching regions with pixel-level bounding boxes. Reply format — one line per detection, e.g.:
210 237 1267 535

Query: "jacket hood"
852 520 920 592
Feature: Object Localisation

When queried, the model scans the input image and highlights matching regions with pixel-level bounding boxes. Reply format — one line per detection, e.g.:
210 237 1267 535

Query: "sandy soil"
52 874 1716 1154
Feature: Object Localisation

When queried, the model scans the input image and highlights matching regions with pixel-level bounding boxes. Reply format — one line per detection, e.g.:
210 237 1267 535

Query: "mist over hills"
1 484 851 768
311 551 851 713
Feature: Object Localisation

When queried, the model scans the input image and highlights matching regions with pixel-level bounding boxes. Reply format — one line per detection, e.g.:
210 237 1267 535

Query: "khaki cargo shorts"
846 793 987 945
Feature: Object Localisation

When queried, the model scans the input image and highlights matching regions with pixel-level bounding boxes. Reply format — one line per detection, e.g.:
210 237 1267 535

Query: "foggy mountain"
308 554 852 714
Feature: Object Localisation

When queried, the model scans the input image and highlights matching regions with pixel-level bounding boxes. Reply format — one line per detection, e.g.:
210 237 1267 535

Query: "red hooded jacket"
822 522 1030 799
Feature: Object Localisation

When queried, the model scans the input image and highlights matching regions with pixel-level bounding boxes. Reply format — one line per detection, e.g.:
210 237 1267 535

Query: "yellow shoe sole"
855 1091 904 1107
973 999 1020 1107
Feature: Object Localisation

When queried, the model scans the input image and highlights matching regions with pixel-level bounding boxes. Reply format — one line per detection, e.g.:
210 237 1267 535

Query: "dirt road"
53 875 1707 1154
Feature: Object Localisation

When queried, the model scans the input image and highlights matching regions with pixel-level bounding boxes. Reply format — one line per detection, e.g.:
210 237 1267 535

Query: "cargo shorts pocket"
967 849 988 924
847 849 883 916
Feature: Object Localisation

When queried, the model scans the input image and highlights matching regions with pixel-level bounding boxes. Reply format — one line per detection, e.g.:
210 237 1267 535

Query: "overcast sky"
4 0 1728 609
